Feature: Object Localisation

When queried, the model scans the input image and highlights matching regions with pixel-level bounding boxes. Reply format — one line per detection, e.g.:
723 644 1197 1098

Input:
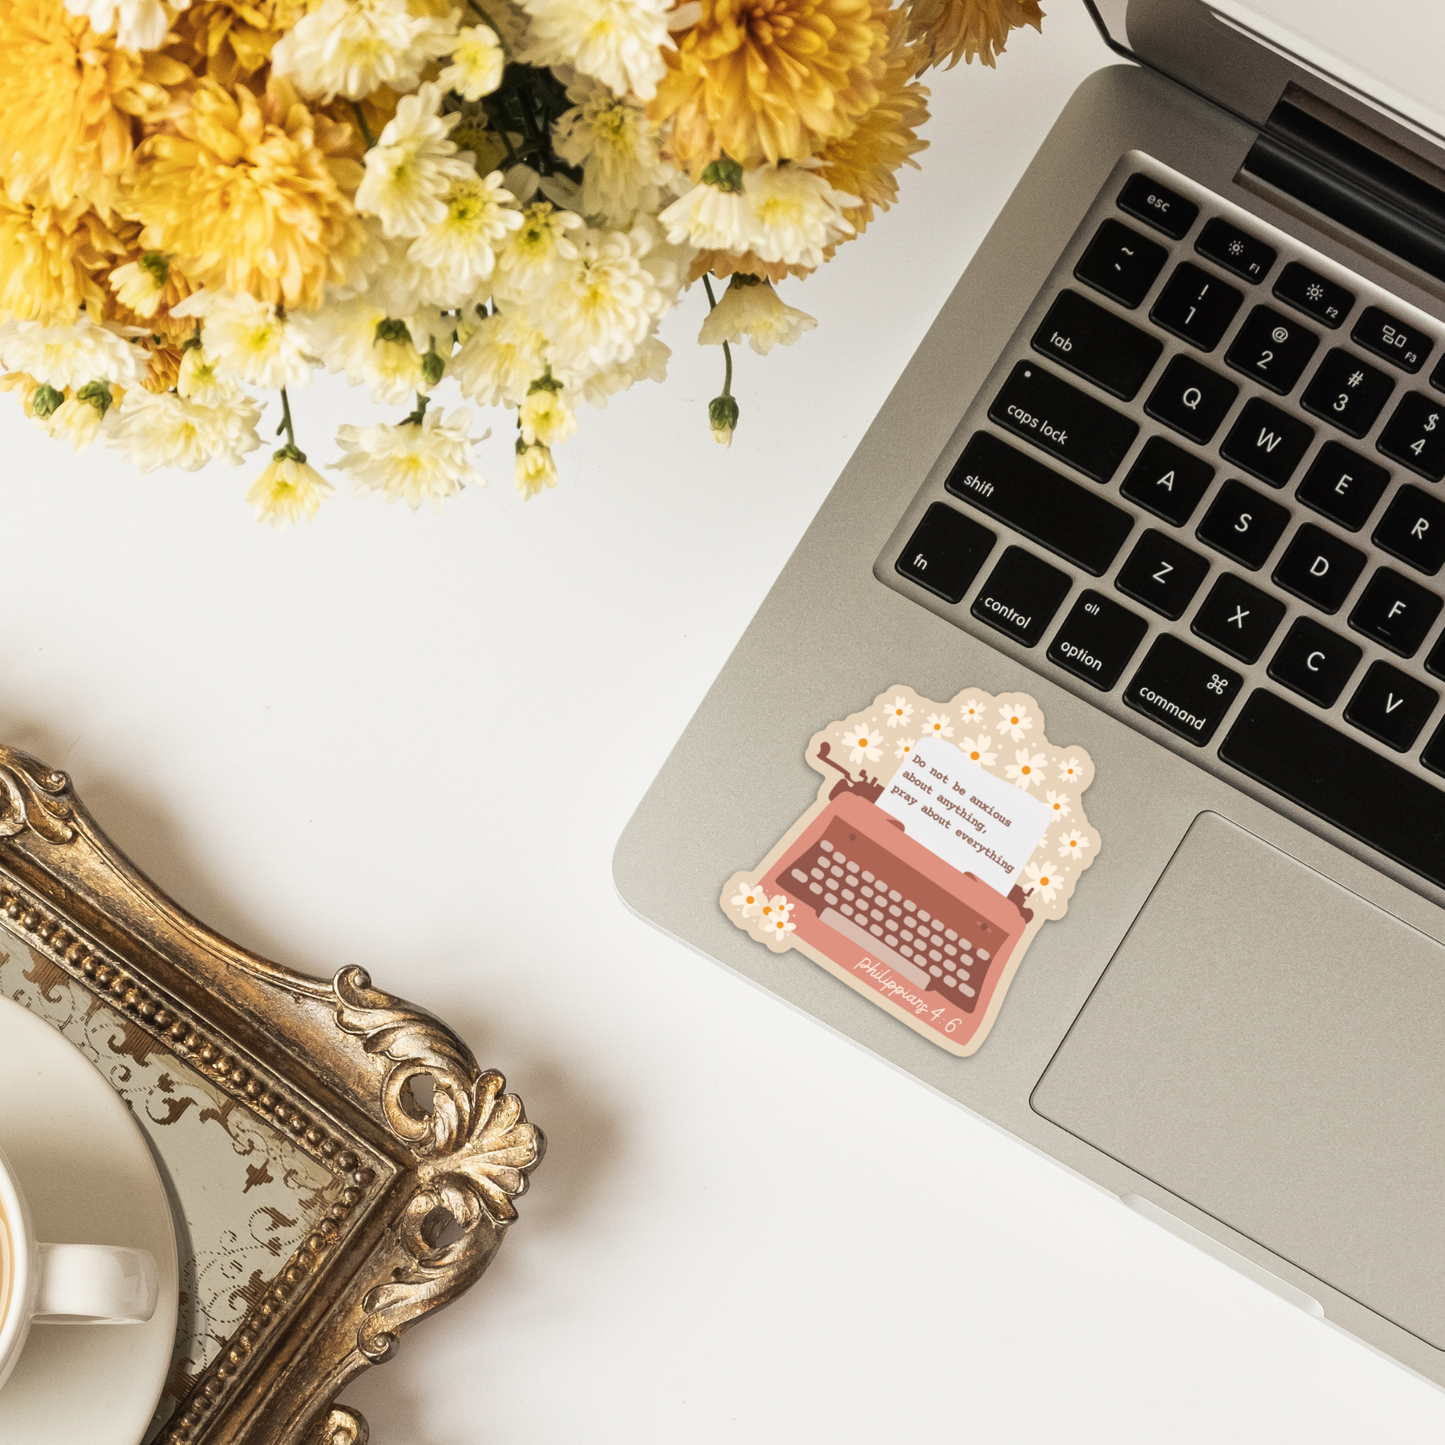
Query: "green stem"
351 102 377 149
703 275 733 397
278 387 298 447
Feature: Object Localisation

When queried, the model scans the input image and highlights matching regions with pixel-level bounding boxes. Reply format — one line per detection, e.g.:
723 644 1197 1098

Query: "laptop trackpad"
1032 811 1445 1347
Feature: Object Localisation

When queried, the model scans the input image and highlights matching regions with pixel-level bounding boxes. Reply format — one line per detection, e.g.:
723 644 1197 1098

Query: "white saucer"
0 993 179 1444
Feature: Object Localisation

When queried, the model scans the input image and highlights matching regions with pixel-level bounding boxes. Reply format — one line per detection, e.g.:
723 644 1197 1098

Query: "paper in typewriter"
723 687 1098 1056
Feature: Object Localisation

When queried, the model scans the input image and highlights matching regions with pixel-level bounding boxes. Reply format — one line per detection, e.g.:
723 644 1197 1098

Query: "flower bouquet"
0 0 1041 521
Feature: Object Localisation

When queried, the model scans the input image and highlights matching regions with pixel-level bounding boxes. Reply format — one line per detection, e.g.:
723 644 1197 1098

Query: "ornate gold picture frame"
0 744 544 1444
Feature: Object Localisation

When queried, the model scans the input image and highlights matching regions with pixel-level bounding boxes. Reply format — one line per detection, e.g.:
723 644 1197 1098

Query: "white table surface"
5 4 1445 1439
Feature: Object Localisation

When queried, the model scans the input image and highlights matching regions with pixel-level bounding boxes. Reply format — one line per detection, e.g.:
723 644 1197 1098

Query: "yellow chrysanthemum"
0 0 190 210
173 0 314 84
903 0 1043 74
651 0 890 172
120 77 368 311
0 195 131 325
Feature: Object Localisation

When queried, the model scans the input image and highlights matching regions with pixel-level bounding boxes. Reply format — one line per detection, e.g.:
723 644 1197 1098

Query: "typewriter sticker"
722 686 1097 1056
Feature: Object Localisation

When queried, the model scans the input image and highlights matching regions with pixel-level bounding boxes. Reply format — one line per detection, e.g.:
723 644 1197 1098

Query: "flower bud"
31 384 64 419
708 393 739 447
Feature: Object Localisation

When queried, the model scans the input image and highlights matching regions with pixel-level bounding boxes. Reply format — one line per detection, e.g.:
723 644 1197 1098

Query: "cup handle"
33 1243 159 1324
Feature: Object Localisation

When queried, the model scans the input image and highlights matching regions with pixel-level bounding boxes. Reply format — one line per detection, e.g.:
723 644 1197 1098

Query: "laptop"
616 0 1445 1386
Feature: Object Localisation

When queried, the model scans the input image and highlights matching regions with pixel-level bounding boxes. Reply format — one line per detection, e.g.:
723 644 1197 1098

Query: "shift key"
989 361 1140 481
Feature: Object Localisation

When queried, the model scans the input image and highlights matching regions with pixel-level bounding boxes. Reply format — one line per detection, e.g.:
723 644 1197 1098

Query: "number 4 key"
1379 392 1445 481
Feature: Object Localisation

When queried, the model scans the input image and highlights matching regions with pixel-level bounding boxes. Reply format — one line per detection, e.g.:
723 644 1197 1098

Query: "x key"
1191 574 1287 663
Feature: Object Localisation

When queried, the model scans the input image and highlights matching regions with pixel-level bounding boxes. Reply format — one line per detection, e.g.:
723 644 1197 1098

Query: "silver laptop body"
616 0 1445 1386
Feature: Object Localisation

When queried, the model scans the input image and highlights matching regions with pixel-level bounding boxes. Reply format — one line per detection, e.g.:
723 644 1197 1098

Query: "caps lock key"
988 361 1140 482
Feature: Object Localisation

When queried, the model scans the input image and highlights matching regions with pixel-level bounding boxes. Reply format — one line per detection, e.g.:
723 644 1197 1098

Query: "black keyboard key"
1224 305 1318 393
1430 353 1445 396
1195 217 1276 283
1268 618 1361 706
1144 356 1239 444
971 546 1071 647
1047 590 1148 690
1195 479 1290 569
1301 349 1394 437
1272 523 1367 613
988 362 1139 482
1344 661 1438 751
1378 391 1445 480
1352 306 1432 374
944 432 1134 576
1031 289 1163 401
1114 529 1211 619
1119 436 1214 525
1117 173 1197 239
896 503 996 603
1374 486 1445 574
1295 441 1390 531
1074 219 1168 309
1123 634 1242 745
1190 574 1286 663
1150 262 1243 351
1347 567 1443 657
1220 690 1445 887
1422 718 1445 778
1427 632 1445 682
1273 261 1353 328
1219 397 1314 486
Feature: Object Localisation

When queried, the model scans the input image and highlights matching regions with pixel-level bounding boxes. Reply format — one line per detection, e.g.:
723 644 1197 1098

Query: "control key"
1123 634 1243 745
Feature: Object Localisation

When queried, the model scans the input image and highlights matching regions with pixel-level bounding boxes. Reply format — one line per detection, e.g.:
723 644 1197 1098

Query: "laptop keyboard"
884 156 1445 890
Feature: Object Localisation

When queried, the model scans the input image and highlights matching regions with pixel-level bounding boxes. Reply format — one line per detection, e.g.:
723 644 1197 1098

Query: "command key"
1123 634 1243 745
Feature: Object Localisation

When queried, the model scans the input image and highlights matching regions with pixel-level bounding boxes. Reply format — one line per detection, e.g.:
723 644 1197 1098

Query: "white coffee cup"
0 1139 158 1394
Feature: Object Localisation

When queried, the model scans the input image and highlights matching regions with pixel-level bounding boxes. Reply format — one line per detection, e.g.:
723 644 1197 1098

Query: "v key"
1344 661 1439 752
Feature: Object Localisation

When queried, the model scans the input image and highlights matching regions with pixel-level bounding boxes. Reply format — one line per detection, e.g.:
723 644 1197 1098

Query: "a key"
1347 567 1443 657
1352 306 1432 374
1195 217 1276 283
1123 634 1242 745
1224 305 1319 393
1219 397 1314 486
1267 617 1362 706
1150 262 1243 351
1378 391 1445 481
987 362 1140 481
1030 290 1164 401
943 432 1134 575
1144 355 1239 444
895 503 997 604
1073 219 1168 309
970 546 1072 647
1272 523 1367 613
1117 173 1198 238
1195 478 1290 569
1046 590 1148 690
1295 441 1390 531
1220 691 1445 887
1373 486 1445 574
1301 349 1394 437
1119 437 1214 525
1343 661 1438 751
1114 528 1211 619
1190 574 1286 663
1273 261 1354 328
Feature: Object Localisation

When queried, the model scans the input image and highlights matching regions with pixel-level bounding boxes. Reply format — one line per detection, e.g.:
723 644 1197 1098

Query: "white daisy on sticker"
960 734 996 767
894 738 916 760
1057 828 1090 858
885 696 913 729
1005 749 1048 789
998 703 1034 741
841 725 882 763
1024 861 1059 903
924 713 953 739
758 894 792 923
960 698 983 722
1059 757 1084 783
1045 789 1072 819
731 882 765 916
763 911 797 940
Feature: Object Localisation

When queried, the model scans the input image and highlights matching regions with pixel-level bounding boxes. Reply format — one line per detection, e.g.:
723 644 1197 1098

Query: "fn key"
1124 634 1243 745
896 503 996 603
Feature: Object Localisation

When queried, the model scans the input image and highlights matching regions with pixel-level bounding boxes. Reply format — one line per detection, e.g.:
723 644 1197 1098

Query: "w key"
1032 290 1163 401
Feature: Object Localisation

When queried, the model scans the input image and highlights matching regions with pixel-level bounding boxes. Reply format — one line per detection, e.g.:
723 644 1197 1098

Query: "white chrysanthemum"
521 0 670 99
177 346 235 407
37 393 109 451
406 172 523 306
532 225 667 374
515 439 557 498
558 331 667 407
658 179 756 251
553 83 673 227
450 311 548 406
698 278 816 355
109 256 168 319
355 83 476 239
334 406 484 511
271 0 460 103
438 24 506 100
0 318 149 391
247 453 334 526
519 385 576 446
492 202 585 305
64 0 188 50
745 162 858 269
106 389 263 472
294 297 432 406
174 292 312 391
